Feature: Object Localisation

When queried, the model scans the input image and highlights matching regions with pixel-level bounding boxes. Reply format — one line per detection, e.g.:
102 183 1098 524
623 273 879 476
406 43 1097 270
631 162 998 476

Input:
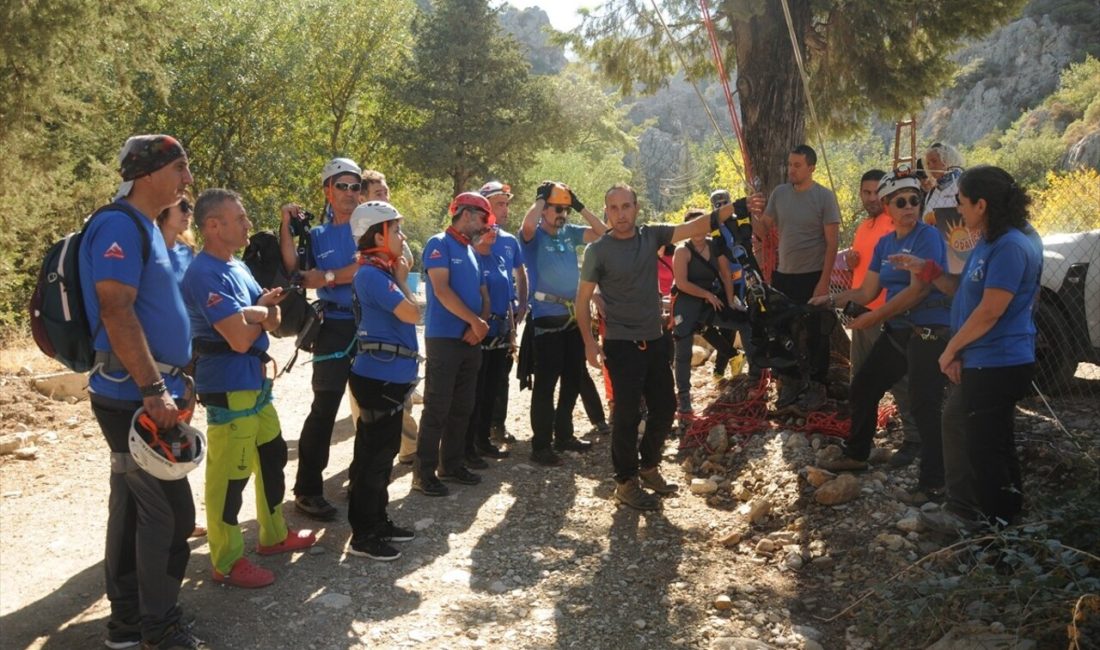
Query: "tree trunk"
731 0 809 195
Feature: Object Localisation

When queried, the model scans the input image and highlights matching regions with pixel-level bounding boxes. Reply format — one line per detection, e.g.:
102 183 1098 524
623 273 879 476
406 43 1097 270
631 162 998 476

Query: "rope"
777 0 838 198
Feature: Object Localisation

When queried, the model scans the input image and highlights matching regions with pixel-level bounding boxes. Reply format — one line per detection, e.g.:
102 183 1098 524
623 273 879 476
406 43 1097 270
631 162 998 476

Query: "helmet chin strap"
358 221 399 271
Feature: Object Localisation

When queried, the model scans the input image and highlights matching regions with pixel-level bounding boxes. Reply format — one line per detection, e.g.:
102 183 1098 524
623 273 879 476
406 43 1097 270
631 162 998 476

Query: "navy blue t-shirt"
869 222 951 327
951 228 1041 368
78 202 191 400
423 231 484 339
182 252 269 393
351 265 419 383
309 220 357 319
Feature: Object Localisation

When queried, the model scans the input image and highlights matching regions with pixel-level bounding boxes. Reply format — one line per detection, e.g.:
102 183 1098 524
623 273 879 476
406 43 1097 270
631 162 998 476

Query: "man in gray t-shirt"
755 144 840 409
577 183 738 511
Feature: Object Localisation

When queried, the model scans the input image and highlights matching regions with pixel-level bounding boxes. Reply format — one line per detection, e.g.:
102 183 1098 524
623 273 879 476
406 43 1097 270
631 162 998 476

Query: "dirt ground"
1 334 1098 650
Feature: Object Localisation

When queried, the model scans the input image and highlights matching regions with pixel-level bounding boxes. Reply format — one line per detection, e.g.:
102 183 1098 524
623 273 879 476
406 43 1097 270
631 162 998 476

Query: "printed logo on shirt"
429 249 443 260
969 258 986 283
103 242 125 260
451 258 464 265
315 249 335 260
388 281 397 293
206 292 223 308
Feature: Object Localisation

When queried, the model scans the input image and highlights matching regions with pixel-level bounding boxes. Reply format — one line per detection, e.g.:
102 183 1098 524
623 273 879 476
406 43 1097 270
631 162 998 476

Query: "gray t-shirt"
580 224 674 341
764 181 841 274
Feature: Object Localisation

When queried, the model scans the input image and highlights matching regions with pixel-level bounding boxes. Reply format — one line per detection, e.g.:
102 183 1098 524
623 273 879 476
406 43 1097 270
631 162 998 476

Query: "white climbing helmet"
321 157 362 185
877 165 923 200
350 201 403 239
128 408 206 481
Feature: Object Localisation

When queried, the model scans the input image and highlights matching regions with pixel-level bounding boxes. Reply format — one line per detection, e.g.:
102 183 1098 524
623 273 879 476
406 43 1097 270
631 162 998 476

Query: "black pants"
846 328 947 489
490 354 513 429
530 327 586 451
91 397 194 643
294 317 355 497
348 375 410 538
941 383 979 516
960 364 1033 524
674 326 738 412
417 337 481 477
466 346 511 454
578 367 607 426
772 270 829 383
604 335 676 482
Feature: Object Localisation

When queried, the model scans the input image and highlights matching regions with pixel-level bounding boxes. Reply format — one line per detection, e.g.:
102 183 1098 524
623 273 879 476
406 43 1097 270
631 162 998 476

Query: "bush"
1030 167 1100 235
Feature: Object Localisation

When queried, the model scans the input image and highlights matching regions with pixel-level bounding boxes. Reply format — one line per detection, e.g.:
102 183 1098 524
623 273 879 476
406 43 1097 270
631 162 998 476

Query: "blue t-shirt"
423 231 484 339
869 222 951 327
951 228 1041 368
351 265 419 383
182 252 269 393
78 203 191 401
491 230 525 303
167 242 194 287
309 221 356 319
521 223 587 319
478 249 514 338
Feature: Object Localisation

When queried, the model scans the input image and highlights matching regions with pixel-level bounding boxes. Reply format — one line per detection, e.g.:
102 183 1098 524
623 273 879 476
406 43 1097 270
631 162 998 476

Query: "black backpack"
241 230 308 338
30 202 151 372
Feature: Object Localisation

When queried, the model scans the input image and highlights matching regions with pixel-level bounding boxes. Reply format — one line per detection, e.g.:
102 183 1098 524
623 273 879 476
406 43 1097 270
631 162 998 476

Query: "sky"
505 0 595 31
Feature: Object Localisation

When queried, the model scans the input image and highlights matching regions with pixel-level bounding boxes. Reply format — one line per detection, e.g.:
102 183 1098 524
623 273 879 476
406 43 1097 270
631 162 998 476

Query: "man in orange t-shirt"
846 169 920 467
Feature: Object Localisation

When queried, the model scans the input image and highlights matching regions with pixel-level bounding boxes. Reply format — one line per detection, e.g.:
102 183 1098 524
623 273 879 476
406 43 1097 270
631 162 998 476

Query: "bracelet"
139 379 167 398
917 259 943 284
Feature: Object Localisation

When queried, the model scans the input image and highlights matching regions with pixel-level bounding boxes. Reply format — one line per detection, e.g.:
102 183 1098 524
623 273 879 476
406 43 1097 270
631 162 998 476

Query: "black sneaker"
464 453 489 470
591 421 612 436
382 519 415 543
141 624 207 650
476 443 510 459
888 441 921 468
349 535 401 562
439 467 482 485
529 448 563 467
554 437 593 453
105 618 141 649
294 495 338 521
411 474 450 497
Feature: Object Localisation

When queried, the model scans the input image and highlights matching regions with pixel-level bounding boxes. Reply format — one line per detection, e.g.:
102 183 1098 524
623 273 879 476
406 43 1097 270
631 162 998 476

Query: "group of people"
80 133 1040 650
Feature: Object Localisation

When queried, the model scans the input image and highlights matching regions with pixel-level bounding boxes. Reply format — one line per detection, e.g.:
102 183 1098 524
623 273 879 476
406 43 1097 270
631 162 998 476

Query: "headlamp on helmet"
877 166 923 200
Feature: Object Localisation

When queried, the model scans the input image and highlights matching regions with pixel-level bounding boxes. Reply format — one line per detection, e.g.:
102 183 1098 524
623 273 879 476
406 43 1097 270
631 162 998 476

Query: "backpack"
30 202 151 372
241 230 309 339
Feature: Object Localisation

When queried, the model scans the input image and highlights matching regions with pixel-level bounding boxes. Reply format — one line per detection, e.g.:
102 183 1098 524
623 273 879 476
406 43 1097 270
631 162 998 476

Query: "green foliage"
1030 168 1100 234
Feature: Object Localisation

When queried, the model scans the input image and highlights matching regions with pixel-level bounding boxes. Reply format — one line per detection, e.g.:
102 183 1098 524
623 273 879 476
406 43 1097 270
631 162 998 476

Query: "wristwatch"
324 271 336 288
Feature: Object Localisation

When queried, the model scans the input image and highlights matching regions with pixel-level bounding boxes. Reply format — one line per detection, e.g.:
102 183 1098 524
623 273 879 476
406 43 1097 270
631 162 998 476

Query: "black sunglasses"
551 206 571 215
892 195 921 209
333 182 362 192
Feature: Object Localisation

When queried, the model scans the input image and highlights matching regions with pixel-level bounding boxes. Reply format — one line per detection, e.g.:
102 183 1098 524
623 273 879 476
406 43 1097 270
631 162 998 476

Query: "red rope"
698 0 755 188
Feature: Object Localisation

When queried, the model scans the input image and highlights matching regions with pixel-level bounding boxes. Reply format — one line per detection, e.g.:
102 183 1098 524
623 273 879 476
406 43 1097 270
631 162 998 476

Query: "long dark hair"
957 165 1031 242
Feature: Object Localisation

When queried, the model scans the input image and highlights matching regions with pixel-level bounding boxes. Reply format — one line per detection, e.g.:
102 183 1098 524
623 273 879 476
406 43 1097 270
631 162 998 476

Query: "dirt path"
1 336 1097 650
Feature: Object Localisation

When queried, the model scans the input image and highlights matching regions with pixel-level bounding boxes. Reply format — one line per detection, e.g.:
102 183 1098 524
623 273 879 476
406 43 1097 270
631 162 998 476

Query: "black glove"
535 181 554 203
568 188 585 213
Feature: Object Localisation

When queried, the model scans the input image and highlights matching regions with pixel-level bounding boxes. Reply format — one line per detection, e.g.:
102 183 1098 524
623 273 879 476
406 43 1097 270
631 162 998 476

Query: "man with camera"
278 157 363 521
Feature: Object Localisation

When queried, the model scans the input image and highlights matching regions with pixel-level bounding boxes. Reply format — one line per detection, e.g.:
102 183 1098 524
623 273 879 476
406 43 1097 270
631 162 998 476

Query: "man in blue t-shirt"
79 134 204 649
479 181 529 446
413 192 491 497
277 157 363 521
183 189 316 590
518 181 607 467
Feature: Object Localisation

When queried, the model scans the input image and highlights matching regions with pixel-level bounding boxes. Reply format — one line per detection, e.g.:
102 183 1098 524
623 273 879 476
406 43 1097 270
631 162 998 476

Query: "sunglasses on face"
333 182 362 192
713 200 730 208
551 206 571 215
892 195 921 209
179 199 192 214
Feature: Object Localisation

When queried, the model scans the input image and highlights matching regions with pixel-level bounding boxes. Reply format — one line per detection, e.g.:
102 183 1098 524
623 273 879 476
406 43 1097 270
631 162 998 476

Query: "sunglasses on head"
333 181 362 192
892 195 921 209
551 205 571 215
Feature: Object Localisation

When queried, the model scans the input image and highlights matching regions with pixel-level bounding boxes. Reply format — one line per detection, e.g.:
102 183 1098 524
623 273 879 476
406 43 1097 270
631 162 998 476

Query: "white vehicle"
1036 229 1100 392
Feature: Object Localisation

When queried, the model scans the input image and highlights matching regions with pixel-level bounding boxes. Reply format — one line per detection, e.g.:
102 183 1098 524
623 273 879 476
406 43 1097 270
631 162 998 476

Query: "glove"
535 181 554 203
568 188 585 213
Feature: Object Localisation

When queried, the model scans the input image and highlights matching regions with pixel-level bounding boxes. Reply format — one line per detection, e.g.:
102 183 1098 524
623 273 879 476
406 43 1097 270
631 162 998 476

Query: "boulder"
690 478 719 495
814 474 860 506
32 372 87 401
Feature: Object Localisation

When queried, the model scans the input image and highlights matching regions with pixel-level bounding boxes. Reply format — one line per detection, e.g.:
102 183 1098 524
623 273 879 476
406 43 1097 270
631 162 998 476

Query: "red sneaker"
257 529 317 556
213 558 274 589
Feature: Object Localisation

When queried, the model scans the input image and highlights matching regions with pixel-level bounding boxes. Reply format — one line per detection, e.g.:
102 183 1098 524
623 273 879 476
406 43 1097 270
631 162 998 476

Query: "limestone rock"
690 478 719 495
718 529 742 547
691 345 711 367
896 516 923 533
714 594 733 610
32 372 88 401
707 425 728 454
747 498 772 524
802 466 836 488
710 638 777 650
314 592 352 609
814 474 860 506
926 624 1036 650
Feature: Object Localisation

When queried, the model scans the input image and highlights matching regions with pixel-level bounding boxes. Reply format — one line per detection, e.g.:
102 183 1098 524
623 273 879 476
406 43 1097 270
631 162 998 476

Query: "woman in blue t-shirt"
156 194 196 285
810 168 951 503
892 166 1041 529
346 201 421 561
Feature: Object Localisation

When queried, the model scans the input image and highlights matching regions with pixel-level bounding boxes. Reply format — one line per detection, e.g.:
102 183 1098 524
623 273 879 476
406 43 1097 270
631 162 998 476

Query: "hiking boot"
257 529 316 556
895 486 945 506
105 619 141 649
639 467 678 495
530 448 563 467
140 623 207 650
775 379 805 408
212 557 274 589
397 453 416 465
590 421 612 436
439 467 482 485
412 474 450 496
819 456 869 472
888 441 921 468
490 424 517 445
381 519 415 543
464 453 489 470
294 495 337 521
794 381 827 412
349 535 401 561
554 437 593 453
476 443 510 459
614 477 659 511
